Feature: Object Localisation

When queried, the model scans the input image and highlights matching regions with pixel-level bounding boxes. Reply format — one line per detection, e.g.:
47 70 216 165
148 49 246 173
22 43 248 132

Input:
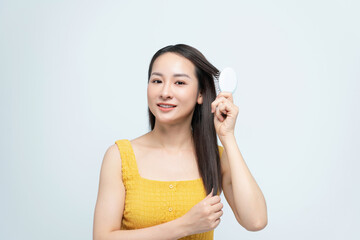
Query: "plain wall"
1 0 359 239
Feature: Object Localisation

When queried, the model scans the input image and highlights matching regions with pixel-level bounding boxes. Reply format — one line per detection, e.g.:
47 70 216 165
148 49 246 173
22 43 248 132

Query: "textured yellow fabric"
115 139 224 240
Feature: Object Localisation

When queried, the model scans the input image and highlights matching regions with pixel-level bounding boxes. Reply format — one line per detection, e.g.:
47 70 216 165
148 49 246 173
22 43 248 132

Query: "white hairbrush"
214 67 237 95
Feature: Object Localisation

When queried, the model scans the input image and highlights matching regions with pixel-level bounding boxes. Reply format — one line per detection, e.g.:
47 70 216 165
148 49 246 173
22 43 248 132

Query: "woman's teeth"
159 105 175 108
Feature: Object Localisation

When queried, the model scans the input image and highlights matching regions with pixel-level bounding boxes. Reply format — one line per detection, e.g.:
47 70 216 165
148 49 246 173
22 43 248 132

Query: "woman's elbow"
244 219 268 232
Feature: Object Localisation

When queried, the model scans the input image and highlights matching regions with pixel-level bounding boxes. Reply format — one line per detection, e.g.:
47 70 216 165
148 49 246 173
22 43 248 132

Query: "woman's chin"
155 118 177 125
154 117 185 126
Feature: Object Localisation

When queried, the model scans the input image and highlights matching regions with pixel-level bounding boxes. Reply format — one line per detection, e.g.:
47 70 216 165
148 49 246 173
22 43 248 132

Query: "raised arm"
211 92 268 231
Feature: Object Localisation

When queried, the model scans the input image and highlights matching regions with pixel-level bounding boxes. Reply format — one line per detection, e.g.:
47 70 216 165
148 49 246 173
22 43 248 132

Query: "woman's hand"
180 189 223 235
211 92 239 139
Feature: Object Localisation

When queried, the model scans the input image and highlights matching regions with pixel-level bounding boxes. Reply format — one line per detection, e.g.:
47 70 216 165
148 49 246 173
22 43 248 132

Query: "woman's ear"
197 92 203 105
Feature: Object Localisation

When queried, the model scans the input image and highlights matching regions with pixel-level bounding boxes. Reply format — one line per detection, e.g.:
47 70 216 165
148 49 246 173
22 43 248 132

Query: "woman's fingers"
211 94 233 113
205 189 214 199
217 92 233 102
215 104 223 121
218 101 229 115
214 209 223 219
214 217 221 226
215 102 228 121
207 195 221 205
211 96 227 113
210 201 224 212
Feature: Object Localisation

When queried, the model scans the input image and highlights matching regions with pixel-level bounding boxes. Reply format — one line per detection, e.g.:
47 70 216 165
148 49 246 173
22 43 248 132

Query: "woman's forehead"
151 52 196 76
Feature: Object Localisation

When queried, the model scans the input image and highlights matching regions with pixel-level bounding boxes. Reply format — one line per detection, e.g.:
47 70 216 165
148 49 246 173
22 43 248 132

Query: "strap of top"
115 139 138 184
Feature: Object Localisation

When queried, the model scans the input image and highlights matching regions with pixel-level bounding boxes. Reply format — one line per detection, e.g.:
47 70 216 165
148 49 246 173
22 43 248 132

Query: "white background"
1 0 359 239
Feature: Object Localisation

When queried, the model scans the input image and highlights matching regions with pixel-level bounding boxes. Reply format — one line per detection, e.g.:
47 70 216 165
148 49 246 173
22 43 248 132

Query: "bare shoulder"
105 143 121 157
102 144 122 172
98 143 123 188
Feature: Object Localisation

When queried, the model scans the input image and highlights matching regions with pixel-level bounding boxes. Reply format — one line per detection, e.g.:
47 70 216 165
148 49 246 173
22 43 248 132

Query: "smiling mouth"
157 104 177 111
157 104 177 108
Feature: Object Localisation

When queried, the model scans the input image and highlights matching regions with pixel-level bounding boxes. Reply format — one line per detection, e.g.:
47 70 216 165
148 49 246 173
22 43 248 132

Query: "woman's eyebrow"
151 72 163 77
173 73 191 79
151 72 191 79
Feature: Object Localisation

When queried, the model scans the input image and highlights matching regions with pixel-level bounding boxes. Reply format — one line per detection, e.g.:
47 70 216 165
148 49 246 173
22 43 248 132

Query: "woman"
93 44 267 239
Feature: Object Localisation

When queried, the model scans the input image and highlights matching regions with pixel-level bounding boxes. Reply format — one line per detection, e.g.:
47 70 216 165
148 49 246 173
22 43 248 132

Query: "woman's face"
147 52 203 126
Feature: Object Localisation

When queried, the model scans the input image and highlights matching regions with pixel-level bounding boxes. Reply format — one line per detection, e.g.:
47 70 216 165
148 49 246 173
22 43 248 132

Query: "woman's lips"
157 105 176 112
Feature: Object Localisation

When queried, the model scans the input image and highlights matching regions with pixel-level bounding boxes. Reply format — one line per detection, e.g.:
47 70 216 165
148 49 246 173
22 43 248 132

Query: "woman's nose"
160 81 173 99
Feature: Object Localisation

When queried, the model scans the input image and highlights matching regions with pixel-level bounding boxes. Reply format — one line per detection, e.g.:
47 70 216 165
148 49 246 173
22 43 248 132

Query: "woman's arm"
211 92 267 231
93 144 189 240
220 134 268 231
98 218 188 240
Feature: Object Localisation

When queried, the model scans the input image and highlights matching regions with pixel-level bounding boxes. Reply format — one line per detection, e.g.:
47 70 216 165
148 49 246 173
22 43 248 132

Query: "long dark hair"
147 44 222 196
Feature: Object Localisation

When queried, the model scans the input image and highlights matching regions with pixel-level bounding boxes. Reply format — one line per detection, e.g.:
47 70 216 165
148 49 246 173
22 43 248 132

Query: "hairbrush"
214 67 237 96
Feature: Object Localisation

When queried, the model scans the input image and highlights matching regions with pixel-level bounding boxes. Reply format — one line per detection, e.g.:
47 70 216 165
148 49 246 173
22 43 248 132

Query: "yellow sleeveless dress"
115 139 224 239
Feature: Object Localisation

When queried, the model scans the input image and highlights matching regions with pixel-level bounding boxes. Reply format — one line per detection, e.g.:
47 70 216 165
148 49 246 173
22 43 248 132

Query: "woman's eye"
176 81 185 85
152 80 161 83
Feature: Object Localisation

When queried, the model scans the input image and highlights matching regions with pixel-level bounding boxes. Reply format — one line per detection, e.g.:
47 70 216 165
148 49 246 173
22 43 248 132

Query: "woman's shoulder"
114 134 153 156
114 133 148 146
103 143 122 163
99 143 123 182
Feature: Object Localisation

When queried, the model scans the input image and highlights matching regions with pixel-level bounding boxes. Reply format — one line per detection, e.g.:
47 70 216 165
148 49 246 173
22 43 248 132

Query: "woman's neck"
148 123 194 152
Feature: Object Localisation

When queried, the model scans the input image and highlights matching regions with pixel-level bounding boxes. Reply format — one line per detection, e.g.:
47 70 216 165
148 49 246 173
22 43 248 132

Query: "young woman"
93 44 267 240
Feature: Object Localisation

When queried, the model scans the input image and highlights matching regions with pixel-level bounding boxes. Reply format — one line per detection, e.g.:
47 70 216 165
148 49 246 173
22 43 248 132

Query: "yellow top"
115 139 224 239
